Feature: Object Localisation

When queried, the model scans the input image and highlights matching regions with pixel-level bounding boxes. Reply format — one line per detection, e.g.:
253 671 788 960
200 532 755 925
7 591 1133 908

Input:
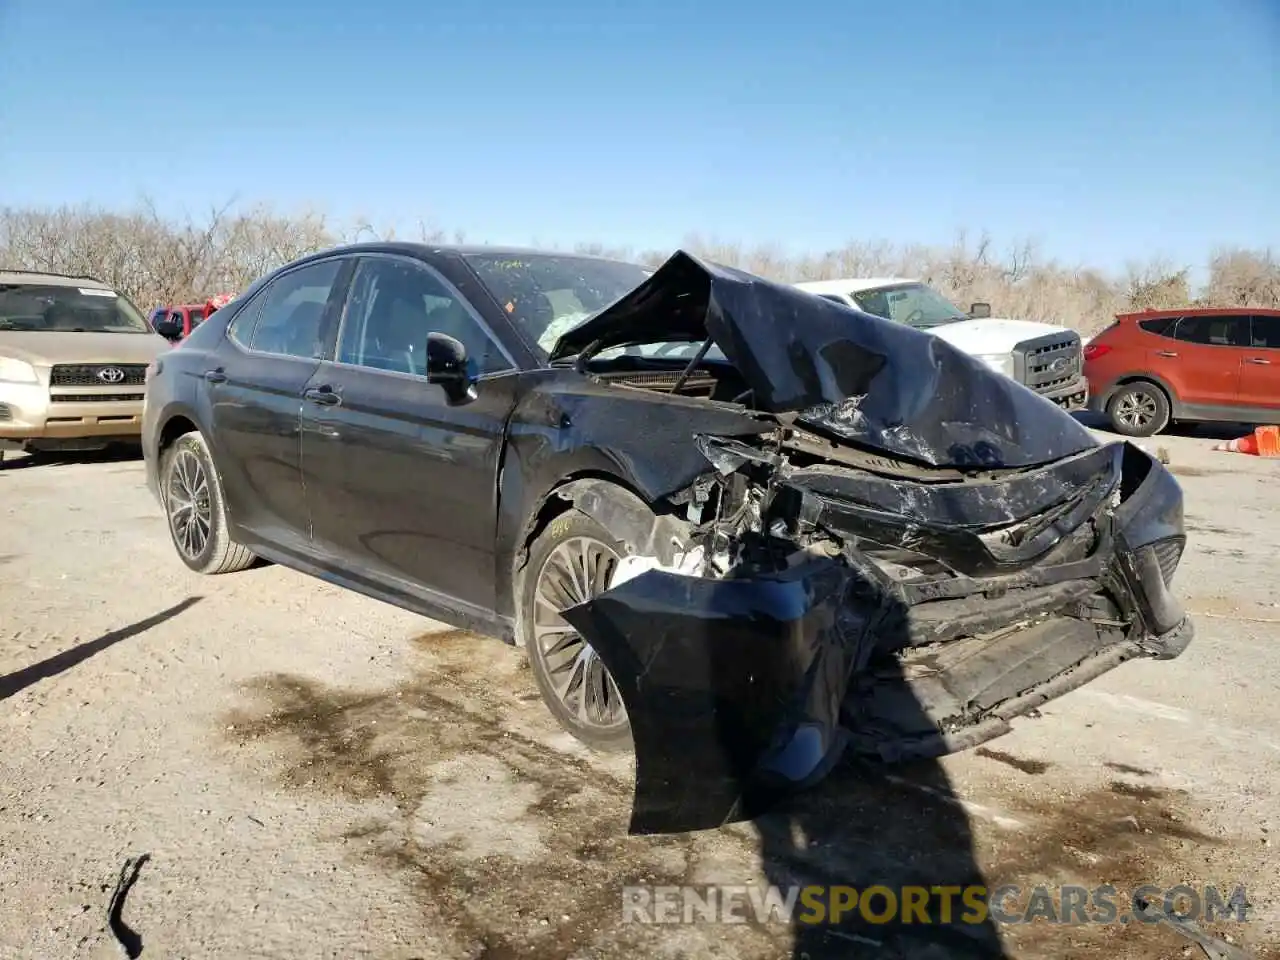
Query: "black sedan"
143 243 1194 834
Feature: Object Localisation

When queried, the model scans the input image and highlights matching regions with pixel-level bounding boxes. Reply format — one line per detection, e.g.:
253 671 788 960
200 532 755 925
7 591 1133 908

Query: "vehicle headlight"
0 357 39 384
974 352 1015 378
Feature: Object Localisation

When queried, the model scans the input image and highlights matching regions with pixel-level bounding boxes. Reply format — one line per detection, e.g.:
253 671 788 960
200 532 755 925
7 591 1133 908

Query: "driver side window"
336 257 511 377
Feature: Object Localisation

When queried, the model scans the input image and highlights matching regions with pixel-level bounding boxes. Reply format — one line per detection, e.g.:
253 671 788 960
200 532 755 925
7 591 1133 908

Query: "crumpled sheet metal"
550 250 1098 469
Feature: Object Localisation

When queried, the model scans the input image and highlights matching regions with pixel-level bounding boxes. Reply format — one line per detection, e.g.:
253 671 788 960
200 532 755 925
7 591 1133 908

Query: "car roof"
794 277 920 295
290 241 642 269
0 269 114 290
1118 306 1280 321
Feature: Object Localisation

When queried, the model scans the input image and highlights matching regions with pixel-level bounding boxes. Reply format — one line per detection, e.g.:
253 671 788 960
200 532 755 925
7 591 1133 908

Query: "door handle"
1245 357 1271 365
1155 351 1178 358
304 386 342 406
203 369 227 384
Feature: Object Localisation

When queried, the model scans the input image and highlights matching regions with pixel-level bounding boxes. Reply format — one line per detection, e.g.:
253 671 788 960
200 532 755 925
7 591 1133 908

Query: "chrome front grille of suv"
1011 332 1084 395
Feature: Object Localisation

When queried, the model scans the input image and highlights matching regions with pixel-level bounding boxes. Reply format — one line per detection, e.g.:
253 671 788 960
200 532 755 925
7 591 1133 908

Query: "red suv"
1084 307 1280 436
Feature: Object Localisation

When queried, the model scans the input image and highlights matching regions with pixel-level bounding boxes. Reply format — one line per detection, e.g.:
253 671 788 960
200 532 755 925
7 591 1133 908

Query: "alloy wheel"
531 536 628 732
1115 389 1158 430
166 449 212 561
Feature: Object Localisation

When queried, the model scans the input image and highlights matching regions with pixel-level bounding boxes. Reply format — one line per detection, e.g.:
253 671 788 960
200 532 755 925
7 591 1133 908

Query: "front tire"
518 509 633 752
1106 381 1171 437
161 431 256 575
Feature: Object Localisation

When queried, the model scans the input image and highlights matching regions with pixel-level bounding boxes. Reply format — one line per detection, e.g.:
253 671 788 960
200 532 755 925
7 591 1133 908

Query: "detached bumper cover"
565 441 1193 835
562 559 863 835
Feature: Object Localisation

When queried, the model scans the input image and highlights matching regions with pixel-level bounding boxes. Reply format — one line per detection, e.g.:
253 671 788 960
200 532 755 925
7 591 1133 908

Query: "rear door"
300 253 521 615
1240 314 1280 413
1164 314 1251 409
206 257 352 553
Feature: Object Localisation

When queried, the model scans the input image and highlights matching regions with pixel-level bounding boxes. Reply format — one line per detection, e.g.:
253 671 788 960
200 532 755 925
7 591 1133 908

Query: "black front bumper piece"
562 558 867 835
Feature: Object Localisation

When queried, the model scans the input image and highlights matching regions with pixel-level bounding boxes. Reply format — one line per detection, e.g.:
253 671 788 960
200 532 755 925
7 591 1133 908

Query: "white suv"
795 278 1088 411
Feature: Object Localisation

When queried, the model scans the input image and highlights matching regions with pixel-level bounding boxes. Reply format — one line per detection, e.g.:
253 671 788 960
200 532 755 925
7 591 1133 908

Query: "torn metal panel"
549 250 1098 468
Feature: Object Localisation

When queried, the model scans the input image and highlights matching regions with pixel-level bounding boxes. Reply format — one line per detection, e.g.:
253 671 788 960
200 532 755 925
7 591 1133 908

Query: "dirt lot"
2 429 1278 960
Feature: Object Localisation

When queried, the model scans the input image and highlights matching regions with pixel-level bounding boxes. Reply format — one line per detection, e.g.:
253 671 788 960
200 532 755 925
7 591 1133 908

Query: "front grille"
1149 536 1185 586
50 363 148 387
1012 333 1083 394
0 402 11 421
50 393 145 403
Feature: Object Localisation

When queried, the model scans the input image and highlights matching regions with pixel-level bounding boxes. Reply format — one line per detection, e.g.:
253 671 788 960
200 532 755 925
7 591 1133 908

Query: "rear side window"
1172 314 1250 347
230 260 343 358
1251 315 1280 349
1138 316 1178 336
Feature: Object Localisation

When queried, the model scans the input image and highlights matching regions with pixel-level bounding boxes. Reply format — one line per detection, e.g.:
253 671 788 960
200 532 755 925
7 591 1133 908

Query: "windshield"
0 284 152 334
850 282 969 329
463 253 659 357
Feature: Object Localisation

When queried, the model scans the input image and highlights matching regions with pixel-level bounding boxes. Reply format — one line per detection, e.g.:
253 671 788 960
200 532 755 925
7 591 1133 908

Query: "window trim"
1171 313 1251 348
224 255 350 360
328 252 519 381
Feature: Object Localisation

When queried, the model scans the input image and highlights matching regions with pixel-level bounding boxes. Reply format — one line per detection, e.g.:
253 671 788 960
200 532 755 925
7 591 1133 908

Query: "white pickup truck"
795 278 1089 412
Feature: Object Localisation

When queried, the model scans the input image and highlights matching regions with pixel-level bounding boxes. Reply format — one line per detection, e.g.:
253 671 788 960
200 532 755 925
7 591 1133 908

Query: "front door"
1240 314 1280 413
207 257 350 553
1160 313 1250 409
300 254 520 615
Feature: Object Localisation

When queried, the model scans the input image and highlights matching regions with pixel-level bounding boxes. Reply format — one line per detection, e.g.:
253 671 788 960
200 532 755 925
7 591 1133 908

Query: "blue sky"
0 0 1276 270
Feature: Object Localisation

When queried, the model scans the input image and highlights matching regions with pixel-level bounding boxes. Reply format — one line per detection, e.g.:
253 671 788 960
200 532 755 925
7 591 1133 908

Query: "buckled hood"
549 251 1098 469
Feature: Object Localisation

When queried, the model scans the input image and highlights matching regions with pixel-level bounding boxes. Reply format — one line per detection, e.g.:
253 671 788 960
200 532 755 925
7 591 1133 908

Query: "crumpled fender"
560 558 867 835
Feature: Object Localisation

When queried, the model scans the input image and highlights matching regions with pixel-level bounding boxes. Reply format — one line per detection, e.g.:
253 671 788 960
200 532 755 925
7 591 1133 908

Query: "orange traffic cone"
1212 426 1280 457
1259 425 1280 457
1213 434 1260 455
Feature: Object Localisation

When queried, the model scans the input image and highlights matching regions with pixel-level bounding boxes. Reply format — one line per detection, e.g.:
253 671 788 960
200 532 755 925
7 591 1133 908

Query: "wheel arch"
157 411 201 460
1100 372 1183 418
500 469 689 627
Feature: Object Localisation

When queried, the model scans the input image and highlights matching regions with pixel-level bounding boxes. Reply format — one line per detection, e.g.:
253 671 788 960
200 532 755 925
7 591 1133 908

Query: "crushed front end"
562 430 1193 835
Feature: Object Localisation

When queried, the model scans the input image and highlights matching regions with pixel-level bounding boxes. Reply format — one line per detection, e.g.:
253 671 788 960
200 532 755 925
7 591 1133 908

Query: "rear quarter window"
1138 316 1178 336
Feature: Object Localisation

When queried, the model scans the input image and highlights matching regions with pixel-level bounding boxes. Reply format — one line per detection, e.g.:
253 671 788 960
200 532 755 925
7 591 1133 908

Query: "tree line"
2 202 1276 334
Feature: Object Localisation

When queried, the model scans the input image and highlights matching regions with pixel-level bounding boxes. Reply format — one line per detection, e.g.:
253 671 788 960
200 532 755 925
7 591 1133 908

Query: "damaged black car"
143 243 1194 835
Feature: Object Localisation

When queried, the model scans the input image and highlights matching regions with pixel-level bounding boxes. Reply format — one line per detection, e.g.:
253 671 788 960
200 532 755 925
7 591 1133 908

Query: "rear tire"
161 431 256 575
518 509 633 753
1106 381 1170 437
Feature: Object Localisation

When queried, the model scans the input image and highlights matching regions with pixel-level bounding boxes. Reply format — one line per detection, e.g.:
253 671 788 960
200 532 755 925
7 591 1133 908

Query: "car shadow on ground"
0 596 202 702
0 443 143 470
740 597 1009 958
755 753 1004 959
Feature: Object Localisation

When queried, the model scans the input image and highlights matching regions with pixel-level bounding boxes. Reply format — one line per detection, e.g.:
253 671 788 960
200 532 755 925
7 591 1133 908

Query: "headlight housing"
0 357 39 384
974 352 1015 379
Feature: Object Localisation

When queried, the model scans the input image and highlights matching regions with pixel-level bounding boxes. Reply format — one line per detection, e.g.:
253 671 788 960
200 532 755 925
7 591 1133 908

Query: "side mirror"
969 302 992 319
425 332 477 403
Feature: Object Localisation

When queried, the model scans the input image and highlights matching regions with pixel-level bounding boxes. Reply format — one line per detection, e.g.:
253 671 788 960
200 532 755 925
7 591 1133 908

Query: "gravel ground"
1 428 1278 960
